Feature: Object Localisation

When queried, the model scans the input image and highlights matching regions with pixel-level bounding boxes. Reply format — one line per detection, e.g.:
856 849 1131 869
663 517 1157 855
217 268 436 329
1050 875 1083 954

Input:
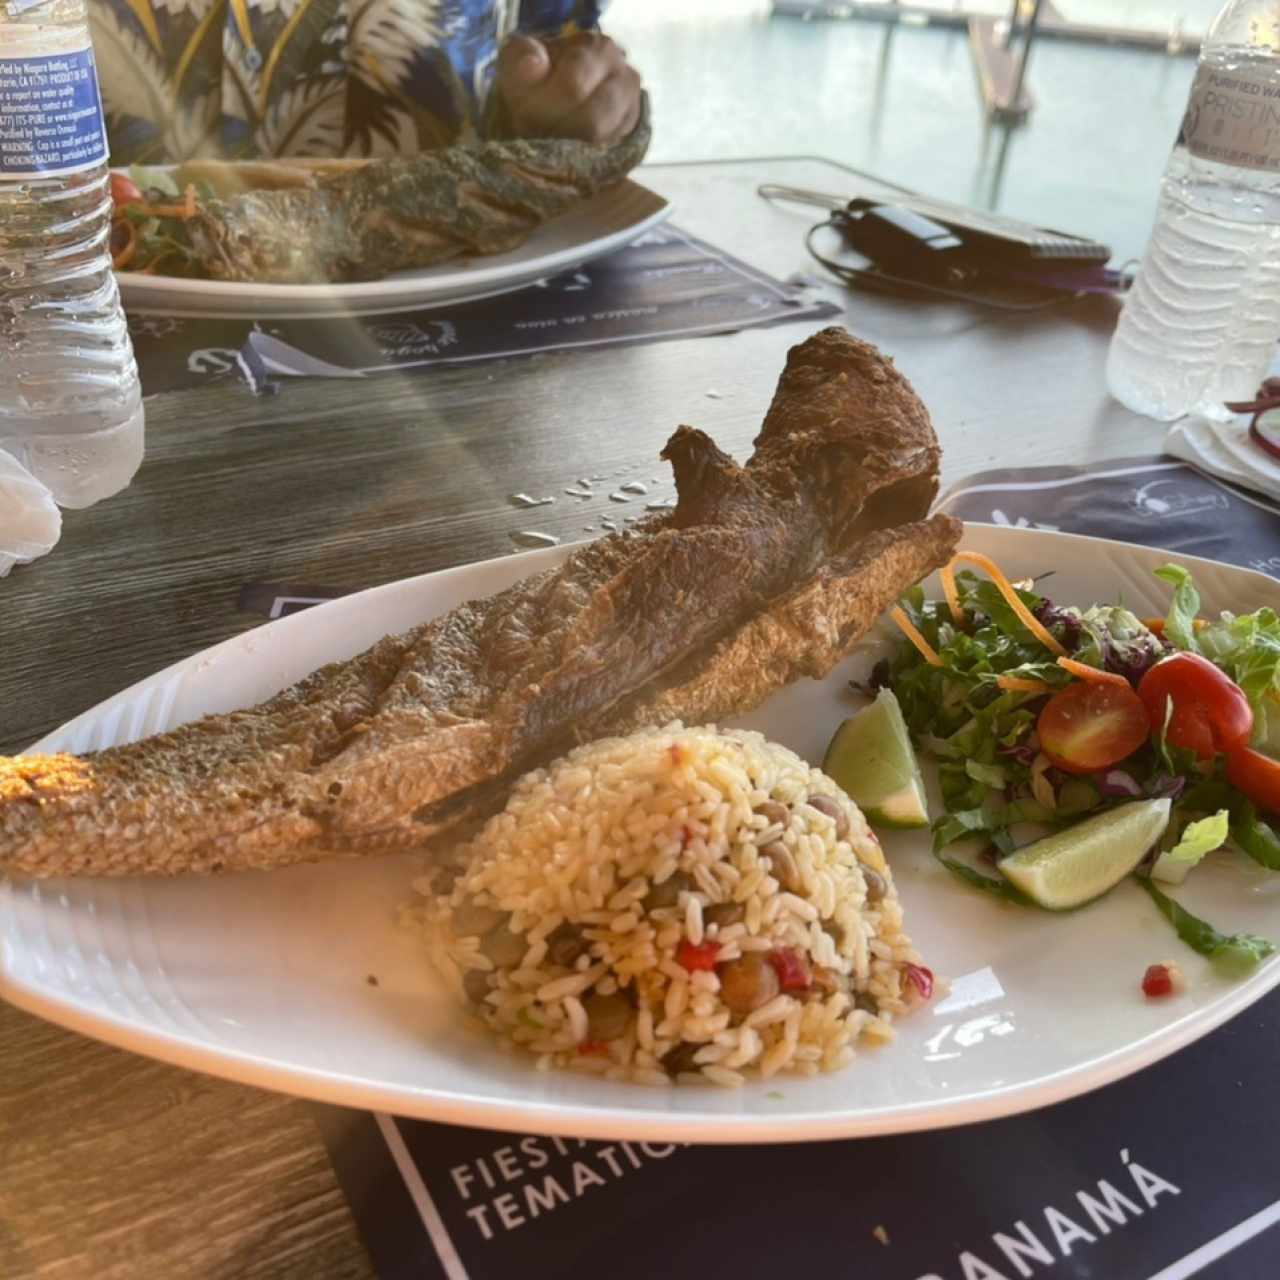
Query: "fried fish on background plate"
0 328 962 879
185 101 654 284
170 157 373 198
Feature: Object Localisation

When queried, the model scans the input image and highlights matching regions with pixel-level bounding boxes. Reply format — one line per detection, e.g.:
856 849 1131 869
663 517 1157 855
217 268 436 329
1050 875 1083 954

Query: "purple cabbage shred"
1097 630 1167 683
998 726 1038 766
1031 599 1082 650
850 659 892 697
1096 769 1144 799
1147 774 1188 802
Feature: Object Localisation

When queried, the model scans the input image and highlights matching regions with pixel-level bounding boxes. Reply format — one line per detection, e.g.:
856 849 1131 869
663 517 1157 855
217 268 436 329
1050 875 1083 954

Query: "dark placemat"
304 455 1280 1279
126 225 841 395
314 989 1280 1280
936 456 1280 580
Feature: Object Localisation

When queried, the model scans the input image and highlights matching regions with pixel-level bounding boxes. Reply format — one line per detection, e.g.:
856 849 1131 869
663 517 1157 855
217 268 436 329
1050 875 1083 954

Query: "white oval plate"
3 525 1280 1143
116 179 670 318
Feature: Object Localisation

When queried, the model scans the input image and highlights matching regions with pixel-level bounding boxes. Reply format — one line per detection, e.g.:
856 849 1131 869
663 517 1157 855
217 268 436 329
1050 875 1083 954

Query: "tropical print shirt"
90 0 605 164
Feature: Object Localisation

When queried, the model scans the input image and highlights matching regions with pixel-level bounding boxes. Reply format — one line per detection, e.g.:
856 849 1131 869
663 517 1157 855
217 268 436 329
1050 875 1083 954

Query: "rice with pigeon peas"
414 723 931 1086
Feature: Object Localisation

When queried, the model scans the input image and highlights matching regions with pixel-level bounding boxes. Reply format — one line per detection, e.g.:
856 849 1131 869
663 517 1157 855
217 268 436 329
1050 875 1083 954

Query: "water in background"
609 1 1208 263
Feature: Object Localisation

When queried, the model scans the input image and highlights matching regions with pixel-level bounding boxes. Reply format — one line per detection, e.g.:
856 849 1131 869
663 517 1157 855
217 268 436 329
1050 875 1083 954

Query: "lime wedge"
823 687 929 828
997 798 1171 910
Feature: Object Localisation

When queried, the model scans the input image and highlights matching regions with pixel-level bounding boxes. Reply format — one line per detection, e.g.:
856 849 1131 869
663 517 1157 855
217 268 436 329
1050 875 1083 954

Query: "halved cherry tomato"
109 172 143 206
1137 652 1253 760
1226 746 1280 817
1037 681 1151 775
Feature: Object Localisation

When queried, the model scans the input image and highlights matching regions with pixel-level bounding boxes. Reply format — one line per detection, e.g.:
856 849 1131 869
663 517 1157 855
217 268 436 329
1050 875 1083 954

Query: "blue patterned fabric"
90 0 604 164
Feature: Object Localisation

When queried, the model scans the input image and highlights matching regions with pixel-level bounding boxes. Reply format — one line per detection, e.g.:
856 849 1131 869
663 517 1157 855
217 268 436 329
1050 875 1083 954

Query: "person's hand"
495 32 643 144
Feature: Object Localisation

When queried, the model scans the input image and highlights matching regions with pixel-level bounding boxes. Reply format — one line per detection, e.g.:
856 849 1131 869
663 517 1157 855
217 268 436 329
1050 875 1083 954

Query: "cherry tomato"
1164 699 1216 761
1137 652 1253 760
1037 681 1151 775
1226 746 1280 817
110 172 143 206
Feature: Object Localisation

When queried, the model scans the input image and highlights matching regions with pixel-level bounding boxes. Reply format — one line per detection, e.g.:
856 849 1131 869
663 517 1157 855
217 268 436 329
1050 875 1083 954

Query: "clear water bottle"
0 0 143 509
1107 1 1280 423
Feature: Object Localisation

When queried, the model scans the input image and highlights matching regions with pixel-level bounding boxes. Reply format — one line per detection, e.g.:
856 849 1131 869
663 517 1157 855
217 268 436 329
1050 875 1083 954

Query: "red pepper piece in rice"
767 946 812 992
677 939 720 972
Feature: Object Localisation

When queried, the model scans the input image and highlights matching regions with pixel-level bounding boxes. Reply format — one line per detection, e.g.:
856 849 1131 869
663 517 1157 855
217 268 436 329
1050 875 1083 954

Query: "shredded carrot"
940 561 963 625
1056 656 1131 688
889 606 942 666
110 218 137 270
946 551 1067 656
996 675 1054 695
1143 616 1207 635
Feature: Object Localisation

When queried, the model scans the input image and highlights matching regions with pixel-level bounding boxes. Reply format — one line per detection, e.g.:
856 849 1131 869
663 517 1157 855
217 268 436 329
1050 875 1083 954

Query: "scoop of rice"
413 723 930 1087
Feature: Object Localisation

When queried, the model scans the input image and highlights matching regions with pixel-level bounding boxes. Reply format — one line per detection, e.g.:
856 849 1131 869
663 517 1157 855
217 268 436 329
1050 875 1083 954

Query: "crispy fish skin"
98 512 963 873
0 329 952 879
750 323 943 546
384 512 962 863
591 514 962 737
188 104 651 284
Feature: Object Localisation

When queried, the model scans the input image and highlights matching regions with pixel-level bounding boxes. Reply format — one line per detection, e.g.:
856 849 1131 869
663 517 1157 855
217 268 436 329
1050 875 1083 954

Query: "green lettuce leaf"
1154 564 1202 654
965 759 1008 789
126 165 181 198
1197 606 1280 743
1139 876 1274 973
935 852 1029 902
1231 802 1280 871
1151 810 1229 885
1168 809 1230 862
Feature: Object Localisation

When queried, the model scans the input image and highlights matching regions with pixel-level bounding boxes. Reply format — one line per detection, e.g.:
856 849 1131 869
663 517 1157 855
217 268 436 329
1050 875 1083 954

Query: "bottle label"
0 44 108 178
1181 62 1280 174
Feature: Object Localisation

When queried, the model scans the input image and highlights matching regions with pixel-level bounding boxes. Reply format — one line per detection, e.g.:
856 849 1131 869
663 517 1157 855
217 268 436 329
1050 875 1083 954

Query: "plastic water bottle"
0 0 143 509
1107 0 1280 423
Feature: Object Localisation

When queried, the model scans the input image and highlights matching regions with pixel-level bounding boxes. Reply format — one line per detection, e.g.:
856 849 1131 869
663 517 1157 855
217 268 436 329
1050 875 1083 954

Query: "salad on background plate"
108 170 206 277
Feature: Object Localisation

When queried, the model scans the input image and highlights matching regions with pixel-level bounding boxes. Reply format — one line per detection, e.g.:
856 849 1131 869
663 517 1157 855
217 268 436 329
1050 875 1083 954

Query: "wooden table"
0 158 1155 1279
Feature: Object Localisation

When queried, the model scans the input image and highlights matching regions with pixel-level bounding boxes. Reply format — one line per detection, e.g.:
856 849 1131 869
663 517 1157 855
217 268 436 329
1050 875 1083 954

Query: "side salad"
854 551 1280 973
109 170 207 277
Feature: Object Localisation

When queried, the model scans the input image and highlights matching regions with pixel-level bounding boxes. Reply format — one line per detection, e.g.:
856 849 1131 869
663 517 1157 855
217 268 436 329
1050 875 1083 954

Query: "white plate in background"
116 180 670 319
3 524 1279 1142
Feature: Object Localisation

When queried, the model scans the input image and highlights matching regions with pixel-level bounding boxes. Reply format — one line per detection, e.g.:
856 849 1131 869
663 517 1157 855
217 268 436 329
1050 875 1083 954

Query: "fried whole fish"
401 510 960 867
187 103 652 284
0 329 961 879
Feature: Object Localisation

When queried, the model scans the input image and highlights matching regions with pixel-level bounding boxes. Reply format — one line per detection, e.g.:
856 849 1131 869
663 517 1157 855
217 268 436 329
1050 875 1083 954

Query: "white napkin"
0 447 61 578
1164 414 1280 503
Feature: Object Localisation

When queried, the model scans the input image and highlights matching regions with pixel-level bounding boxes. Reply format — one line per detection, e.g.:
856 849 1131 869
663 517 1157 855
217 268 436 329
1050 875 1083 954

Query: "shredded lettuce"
1197 606 1280 744
1232 802 1280 871
935 852 1028 902
965 760 1008 789
126 165 182 198
1154 564 1202 654
1139 876 1274 973
1151 810 1230 885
